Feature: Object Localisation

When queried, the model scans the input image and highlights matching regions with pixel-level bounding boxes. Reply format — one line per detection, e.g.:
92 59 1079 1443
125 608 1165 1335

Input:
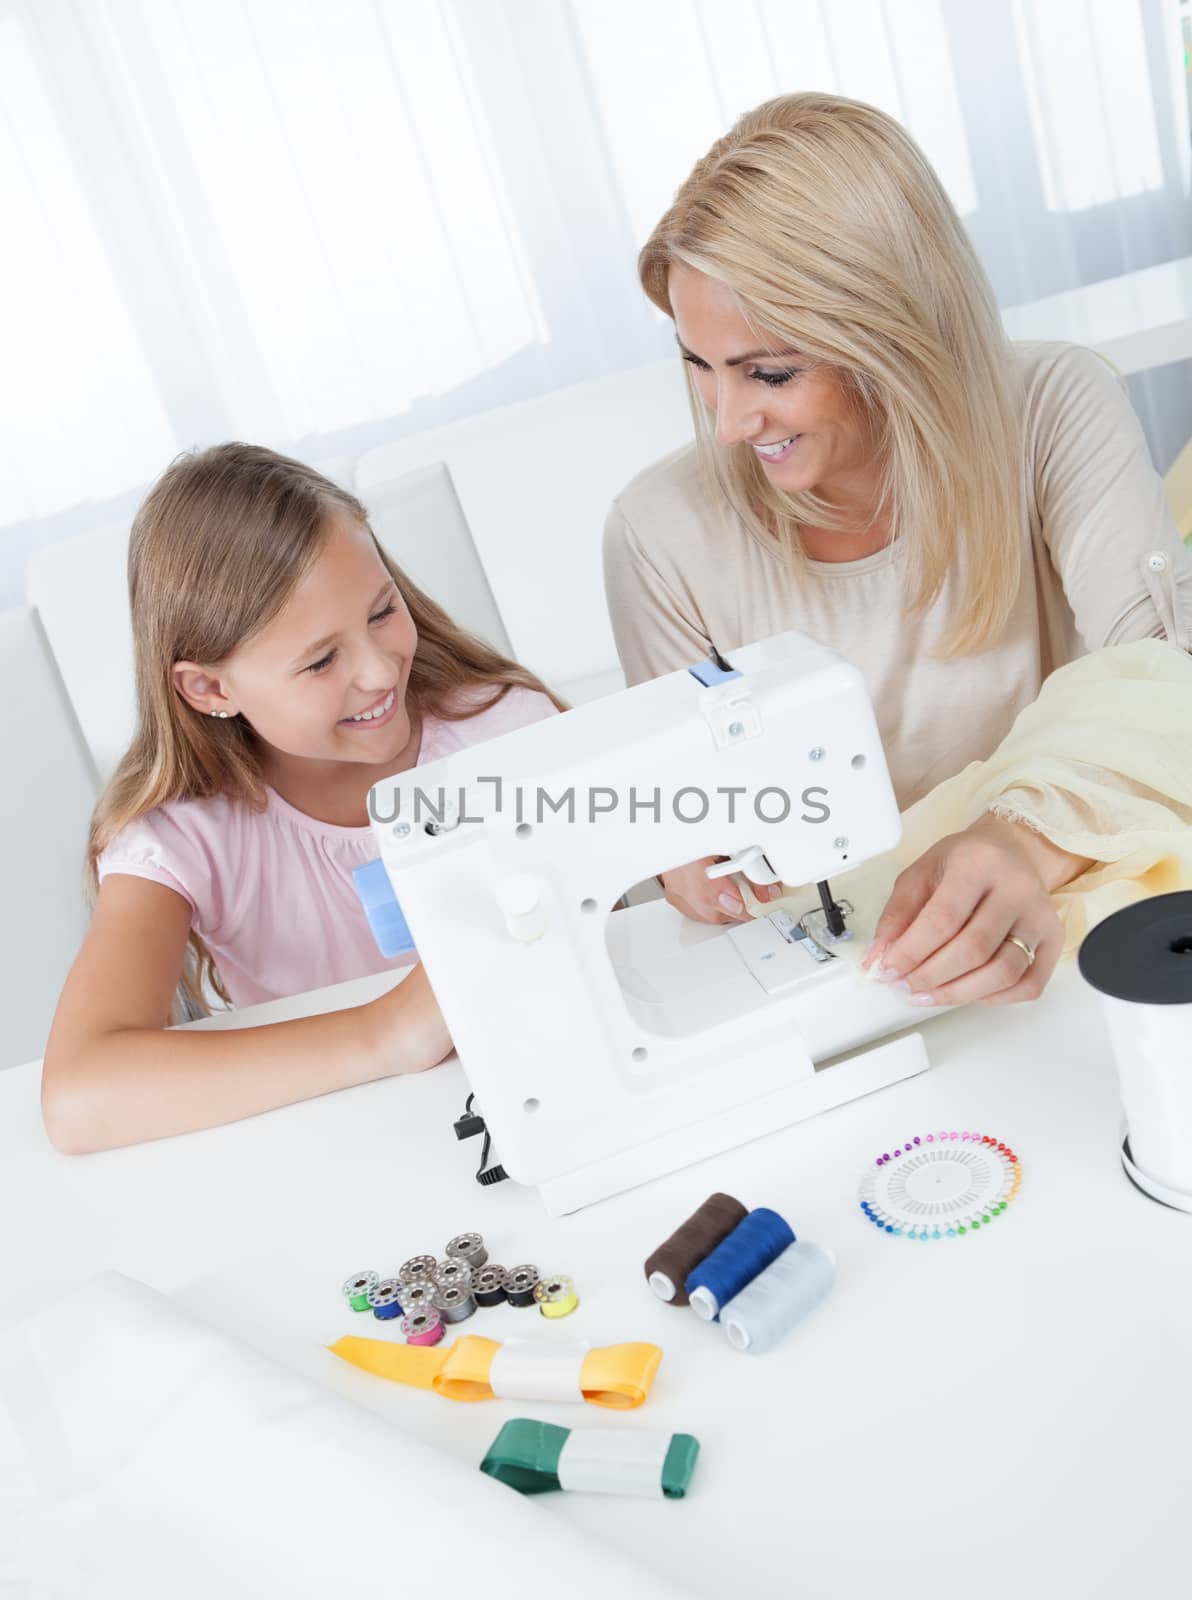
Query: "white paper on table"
0 1271 687 1600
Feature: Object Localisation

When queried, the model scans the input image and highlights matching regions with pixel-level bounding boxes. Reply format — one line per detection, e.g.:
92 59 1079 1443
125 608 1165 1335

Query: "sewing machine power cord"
455 1093 509 1186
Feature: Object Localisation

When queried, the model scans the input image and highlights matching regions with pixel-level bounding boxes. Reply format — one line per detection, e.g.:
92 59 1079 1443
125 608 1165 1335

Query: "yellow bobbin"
534 1274 579 1319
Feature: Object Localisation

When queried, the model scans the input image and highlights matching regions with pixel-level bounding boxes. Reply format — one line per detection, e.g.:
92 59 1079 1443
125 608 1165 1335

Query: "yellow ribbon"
328 1334 662 1409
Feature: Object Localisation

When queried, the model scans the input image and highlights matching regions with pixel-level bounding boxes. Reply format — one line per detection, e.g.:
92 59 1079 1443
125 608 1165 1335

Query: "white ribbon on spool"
555 1429 672 1496
1103 995 1192 1204
1079 893 1192 1210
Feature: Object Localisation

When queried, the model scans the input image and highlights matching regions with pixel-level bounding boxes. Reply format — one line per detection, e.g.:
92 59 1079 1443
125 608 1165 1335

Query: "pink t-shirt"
97 687 557 1006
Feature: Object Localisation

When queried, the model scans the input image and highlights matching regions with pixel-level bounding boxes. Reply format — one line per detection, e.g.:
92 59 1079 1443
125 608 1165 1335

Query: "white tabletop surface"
2 957 1189 1598
1002 254 1192 375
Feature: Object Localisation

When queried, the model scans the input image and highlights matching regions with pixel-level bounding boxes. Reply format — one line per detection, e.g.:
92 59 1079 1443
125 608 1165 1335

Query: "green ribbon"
479 1418 699 1498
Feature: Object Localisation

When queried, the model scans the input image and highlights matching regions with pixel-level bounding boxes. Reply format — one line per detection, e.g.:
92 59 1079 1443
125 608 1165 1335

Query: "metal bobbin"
445 1231 488 1270
397 1280 436 1311
366 1278 404 1321
399 1254 438 1286
433 1258 472 1289
342 1270 379 1312
533 1274 579 1319
433 1282 477 1324
472 1264 507 1307
503 1264 540 1308
402 1307 444 1346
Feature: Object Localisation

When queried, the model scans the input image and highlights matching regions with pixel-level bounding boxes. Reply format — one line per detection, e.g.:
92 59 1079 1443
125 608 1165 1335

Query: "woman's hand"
658 856 784 925
861 814 1090 1006
364 960 454 1074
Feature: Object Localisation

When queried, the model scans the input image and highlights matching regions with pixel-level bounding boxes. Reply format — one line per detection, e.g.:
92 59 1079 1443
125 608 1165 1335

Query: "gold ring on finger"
1004 933 1036 968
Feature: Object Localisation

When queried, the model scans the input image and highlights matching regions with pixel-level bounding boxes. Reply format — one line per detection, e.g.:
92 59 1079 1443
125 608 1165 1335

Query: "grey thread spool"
433 1282 477 1323
434 1258 472 1290
445 1232 488 1270
718 1241 836 1353
397 1280 436 1311
399 1254 437 1286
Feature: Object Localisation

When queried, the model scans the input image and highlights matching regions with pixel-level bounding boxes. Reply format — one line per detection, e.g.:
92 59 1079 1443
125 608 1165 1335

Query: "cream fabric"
807 641 1192 952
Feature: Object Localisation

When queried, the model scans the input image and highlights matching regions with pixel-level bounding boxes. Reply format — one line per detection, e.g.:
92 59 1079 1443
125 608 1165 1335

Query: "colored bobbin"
534 1275 579 1319
473 1265 507 1307
445 1232 488 1270
434 1258 472 1290
398 1280 436 1311
342 1270 379 1313
367 1278 405 1321
504 1265 540 1308
402 1307 444 1346
399 1254 438 1286
858 1131 1022 1240
434 1283 477 1324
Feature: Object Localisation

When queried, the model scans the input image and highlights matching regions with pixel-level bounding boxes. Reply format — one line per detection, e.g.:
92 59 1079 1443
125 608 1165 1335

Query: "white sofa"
0 609 99 1069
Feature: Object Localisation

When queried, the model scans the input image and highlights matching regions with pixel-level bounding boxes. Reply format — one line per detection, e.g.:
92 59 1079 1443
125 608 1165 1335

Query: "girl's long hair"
638 92 1023 656
89 442 562 1009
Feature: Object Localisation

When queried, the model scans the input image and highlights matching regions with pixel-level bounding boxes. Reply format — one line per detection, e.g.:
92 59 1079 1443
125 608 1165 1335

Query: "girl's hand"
861 815 1089 1007
658 856 784 925
365 960 454 1073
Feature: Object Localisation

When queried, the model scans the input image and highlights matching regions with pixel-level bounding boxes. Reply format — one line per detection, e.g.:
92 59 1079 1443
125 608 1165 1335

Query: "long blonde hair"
89 443 562 1009
639 92 1023 655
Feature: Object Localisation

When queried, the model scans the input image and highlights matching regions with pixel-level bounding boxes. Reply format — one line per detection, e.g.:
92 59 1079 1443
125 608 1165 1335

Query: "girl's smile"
338 686 399 729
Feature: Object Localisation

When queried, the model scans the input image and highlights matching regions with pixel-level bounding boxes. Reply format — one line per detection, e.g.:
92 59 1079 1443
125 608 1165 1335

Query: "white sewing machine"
366 632 932 1214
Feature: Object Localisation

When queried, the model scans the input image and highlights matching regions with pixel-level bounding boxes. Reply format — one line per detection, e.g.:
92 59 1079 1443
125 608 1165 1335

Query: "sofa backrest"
354 359 693 691
0 607 98 1067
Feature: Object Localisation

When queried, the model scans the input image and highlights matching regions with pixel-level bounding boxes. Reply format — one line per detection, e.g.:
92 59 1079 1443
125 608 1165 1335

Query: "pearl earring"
208 710 231 719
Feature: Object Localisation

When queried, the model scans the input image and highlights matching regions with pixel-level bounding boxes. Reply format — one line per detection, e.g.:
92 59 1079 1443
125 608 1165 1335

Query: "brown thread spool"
644 1193 749 1305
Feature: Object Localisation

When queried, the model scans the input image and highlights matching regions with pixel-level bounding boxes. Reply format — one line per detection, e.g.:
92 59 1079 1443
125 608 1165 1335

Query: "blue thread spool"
685 1207 795 1320
367 1278 404 1321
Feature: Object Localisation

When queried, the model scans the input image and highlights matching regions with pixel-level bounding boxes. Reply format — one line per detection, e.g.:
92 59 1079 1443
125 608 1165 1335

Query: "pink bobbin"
402 1308 444 1347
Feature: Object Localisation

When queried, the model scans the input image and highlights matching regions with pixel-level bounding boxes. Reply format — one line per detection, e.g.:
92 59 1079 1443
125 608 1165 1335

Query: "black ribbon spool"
1079 891 1192 1005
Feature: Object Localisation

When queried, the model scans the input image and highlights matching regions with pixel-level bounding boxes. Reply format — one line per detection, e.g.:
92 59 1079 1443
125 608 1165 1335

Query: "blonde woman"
605 93 1192 1008
43 444 560 1153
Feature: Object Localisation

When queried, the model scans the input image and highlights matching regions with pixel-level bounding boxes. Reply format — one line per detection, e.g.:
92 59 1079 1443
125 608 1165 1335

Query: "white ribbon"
556 1428 672 1497
486 1338 589 1403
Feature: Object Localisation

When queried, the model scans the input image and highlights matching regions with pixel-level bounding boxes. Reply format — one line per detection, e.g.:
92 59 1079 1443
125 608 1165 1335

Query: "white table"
1002 255 1192 375
2 959 1189 1598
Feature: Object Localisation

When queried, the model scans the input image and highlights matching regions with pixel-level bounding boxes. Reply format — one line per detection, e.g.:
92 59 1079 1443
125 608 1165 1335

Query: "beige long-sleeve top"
604 342 1192 809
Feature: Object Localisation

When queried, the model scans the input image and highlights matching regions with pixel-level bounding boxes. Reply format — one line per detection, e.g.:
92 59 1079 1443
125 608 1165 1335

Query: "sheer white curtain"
1 0 1188 602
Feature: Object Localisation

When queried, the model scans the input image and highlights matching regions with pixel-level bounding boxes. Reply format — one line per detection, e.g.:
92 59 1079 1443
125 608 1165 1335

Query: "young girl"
42 444 560 1154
